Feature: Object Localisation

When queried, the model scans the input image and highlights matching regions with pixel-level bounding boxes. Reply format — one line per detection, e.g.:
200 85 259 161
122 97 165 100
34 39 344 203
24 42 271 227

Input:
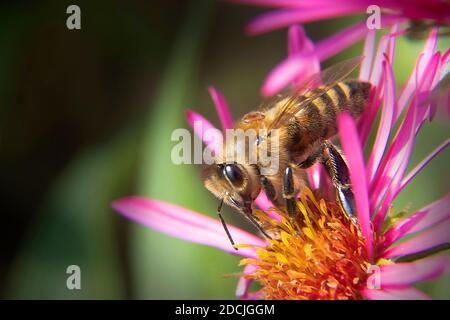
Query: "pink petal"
358 24 400 145
371 53 442 227
287 24 304 56
261 17 402 96
369 40 388 86
231 0 450 15
358 79 384 146
398 2 450 22
112 197 266 258
397 28 439 120
382 193 450 249
427 57 450 121
359 30 376 81
338 113 373 259
315 16 405 63
261 51 314 96
386 24 400 64
242 291 263 300
246 5 367 35
370 23 399 85
314 21 371 62
287 25 319 90
413 52 442 114
371 111 416 227
236 263 257 299
367 59 396 183
314 165 334 199
371 50 440 224
228 0 354 8
369 255 450 289
227 0 313 8
185 110 223 155
254 192 281 221
383 220 450 260
400 138 450 191
208 86 234 130
443 48 450 69
307 163 322 190
405 194 450 235
420 27 439 70
362 287 431 300
262 22 367 96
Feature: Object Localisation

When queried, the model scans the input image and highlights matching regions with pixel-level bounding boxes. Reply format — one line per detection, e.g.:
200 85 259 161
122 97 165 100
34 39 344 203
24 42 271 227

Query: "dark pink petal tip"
383 220 450 259
208 86 234 130
369 255 450 289
383 193 450 248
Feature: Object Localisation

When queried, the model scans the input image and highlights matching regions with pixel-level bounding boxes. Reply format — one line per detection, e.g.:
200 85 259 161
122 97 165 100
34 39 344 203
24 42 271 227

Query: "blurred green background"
0 0 448 299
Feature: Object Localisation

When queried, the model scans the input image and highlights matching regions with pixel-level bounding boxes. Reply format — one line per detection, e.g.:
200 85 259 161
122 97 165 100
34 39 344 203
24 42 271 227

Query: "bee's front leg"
320 141 358 223
282 166 298 219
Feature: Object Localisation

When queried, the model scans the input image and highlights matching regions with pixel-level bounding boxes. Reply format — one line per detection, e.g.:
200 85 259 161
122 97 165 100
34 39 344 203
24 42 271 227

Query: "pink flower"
112 29 449 299
228 0 450 96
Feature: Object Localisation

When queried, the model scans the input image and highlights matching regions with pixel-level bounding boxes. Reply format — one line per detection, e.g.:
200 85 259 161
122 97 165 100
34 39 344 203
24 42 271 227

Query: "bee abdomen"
337 80 371 116
288 80 371 153
311 80 371 137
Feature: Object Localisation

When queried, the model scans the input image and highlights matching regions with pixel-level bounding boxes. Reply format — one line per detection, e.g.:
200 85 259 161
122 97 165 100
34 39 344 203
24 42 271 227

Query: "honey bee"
202 57 372 246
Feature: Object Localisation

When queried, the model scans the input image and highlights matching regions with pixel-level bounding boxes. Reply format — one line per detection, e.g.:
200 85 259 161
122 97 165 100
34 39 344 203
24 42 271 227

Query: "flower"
228 0 450 96
230 0 450 36
112 28 450 299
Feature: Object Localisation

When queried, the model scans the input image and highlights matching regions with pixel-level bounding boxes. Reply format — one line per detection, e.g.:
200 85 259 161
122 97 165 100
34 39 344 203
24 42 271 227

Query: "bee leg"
298 143 327 169
241 207 272 240
260 176 277 204
283 166 298 219
321 141 358 223
217 199 237 250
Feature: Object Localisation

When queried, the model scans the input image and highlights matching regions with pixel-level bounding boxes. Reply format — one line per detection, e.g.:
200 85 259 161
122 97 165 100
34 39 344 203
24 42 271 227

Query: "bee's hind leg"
282 166 299 219
320 141 358 224
287 141 358 223
295 141 357 223
298 143 327 169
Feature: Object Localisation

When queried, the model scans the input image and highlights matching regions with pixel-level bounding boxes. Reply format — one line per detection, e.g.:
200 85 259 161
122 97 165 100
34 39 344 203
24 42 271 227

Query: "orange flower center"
239 188 371 300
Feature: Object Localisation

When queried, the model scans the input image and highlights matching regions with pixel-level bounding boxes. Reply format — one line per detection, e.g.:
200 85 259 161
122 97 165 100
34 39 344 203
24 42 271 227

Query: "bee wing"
266 56 364 130
298 56 364 94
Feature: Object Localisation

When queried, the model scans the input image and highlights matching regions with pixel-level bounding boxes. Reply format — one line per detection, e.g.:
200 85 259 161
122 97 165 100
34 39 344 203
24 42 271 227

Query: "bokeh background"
0 0 448 299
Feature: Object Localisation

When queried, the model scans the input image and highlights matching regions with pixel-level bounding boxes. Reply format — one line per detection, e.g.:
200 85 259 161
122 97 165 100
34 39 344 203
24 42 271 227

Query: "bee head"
202 162 261 213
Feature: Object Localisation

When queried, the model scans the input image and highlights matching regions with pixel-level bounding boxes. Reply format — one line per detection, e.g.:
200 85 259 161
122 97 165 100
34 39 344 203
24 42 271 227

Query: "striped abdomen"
288 80 371 153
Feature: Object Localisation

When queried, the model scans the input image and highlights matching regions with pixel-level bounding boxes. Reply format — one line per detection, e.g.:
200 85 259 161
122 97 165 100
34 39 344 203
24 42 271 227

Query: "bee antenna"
217 198 238 251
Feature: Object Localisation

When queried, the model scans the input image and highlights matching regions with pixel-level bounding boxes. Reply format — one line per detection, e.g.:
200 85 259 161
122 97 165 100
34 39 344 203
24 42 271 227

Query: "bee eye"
223 164 244 187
